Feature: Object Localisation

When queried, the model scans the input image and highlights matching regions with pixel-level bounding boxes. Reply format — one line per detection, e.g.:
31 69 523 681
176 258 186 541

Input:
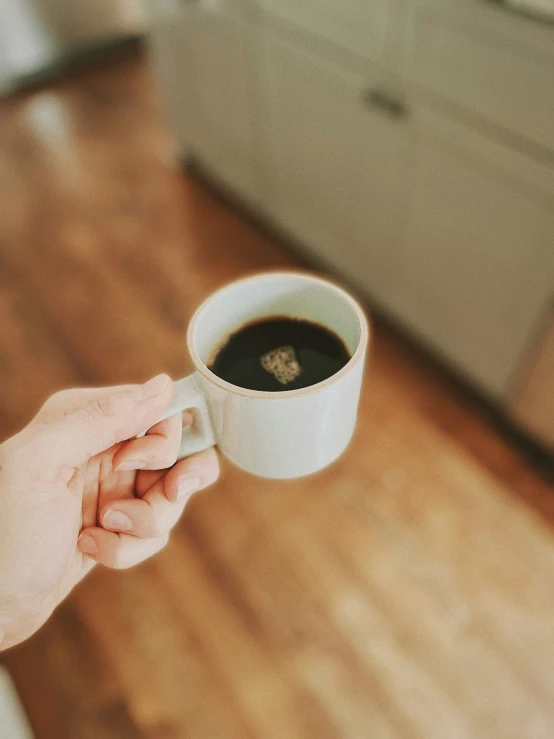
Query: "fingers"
100 449 220 540
133 446 220 500
112 413 186 472
41 374 174 466
154 446 220 503
77 449 220 567
78 449 219 569
78 528 168 569
101 485 188 539
33 384 136 425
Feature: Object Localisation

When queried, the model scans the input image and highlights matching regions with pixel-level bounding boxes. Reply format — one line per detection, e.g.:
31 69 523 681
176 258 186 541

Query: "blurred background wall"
0 0 147 92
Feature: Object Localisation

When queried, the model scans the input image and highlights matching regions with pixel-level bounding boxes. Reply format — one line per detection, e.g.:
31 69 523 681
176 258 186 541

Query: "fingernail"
141 374 170 400
115 459 147 472
103 509 133 532
178 475 202 501
78 533 98 558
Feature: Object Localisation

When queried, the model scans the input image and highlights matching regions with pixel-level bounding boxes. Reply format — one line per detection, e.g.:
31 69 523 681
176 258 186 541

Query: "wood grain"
0 52 553 739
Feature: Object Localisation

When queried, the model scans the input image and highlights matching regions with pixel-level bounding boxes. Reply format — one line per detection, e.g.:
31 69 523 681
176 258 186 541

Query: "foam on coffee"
260 345 302 385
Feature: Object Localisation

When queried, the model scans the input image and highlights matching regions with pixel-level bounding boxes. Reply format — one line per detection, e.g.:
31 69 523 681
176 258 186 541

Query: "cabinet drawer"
150 5 262 202
147 0 246 18
258 31 408 294
255 0 392 63
406 2 554 152
388 105 554 397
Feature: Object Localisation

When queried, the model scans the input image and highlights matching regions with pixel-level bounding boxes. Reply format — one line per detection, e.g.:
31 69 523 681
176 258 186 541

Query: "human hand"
0 375 219 650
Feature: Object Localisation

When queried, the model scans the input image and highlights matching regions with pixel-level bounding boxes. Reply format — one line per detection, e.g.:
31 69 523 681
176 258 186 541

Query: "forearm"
0 540 62 652
0 566 63 650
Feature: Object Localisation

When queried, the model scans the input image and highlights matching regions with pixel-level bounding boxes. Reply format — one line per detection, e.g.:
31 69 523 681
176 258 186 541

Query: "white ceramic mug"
151 272 368 479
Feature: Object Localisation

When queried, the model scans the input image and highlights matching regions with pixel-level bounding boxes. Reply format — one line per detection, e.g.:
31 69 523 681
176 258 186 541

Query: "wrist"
0 606 53 651
0 604 23 651
0 587 56 651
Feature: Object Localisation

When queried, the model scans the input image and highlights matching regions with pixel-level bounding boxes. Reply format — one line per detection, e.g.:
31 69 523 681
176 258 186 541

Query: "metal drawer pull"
363 89 408 119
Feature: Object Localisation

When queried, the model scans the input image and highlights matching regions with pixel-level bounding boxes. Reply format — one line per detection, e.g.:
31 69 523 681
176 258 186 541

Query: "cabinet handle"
363 89 408 119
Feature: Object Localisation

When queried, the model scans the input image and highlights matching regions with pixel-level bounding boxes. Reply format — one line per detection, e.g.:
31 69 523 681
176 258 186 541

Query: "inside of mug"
191 273 363 366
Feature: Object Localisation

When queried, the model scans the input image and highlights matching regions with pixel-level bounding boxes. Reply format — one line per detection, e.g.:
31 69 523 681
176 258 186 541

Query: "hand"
0 375 219 651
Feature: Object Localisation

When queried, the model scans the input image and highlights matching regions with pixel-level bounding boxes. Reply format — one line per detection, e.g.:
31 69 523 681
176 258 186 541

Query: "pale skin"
0 374 219 651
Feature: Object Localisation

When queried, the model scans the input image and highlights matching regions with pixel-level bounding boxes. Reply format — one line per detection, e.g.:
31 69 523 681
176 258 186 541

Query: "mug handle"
140 374 216 459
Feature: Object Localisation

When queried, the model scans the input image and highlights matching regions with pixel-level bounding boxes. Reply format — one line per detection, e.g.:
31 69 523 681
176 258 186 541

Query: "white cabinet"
148 0 261 202
387 106 554 396
402 0 554 153
149 0 554 429
259 32 408 300
258 30 554 398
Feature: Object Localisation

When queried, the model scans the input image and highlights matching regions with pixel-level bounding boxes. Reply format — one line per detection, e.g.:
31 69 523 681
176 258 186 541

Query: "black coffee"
209 316 351 392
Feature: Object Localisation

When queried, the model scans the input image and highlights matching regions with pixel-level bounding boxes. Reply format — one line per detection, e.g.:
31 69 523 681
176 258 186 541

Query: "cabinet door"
148 0 261 202
403 0 554 151
259 32 408 299
256 0 393 64
401 0 554 153
388 106 554 398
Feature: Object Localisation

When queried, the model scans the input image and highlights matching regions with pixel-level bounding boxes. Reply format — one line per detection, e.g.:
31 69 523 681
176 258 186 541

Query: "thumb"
44 374 174 466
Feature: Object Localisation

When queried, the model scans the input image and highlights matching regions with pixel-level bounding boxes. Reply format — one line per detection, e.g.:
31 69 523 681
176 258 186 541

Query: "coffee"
208 316 351 392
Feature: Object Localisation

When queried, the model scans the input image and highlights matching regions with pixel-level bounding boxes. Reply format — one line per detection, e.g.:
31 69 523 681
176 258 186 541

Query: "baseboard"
1 35 145 98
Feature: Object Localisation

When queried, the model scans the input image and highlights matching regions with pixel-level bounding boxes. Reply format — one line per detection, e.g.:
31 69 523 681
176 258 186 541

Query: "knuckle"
110 559 130 570
210 457 221 483
152 535 170 555
180 448 219 483
78 391 136 441
52 388 72 402
201 448 220 485
91 395 119 419
109 546 132 570
41 390 64 411
43 388 71 409
145 443 178 470
163 448 179 468
32 388 76 424
146 514 167 540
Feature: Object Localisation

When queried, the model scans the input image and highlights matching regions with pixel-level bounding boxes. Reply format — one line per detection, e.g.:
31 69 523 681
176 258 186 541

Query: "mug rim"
186 270 369 400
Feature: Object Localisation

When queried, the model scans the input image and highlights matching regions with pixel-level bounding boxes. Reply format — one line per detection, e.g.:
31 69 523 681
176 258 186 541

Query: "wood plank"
74 563 257 739
224 404 554 737
153 532 341 739
2 600 140 739
0 254 86 436
184 488 407 739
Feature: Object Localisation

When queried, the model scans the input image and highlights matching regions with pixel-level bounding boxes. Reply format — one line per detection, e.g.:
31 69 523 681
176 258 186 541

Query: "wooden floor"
1 52 553 739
